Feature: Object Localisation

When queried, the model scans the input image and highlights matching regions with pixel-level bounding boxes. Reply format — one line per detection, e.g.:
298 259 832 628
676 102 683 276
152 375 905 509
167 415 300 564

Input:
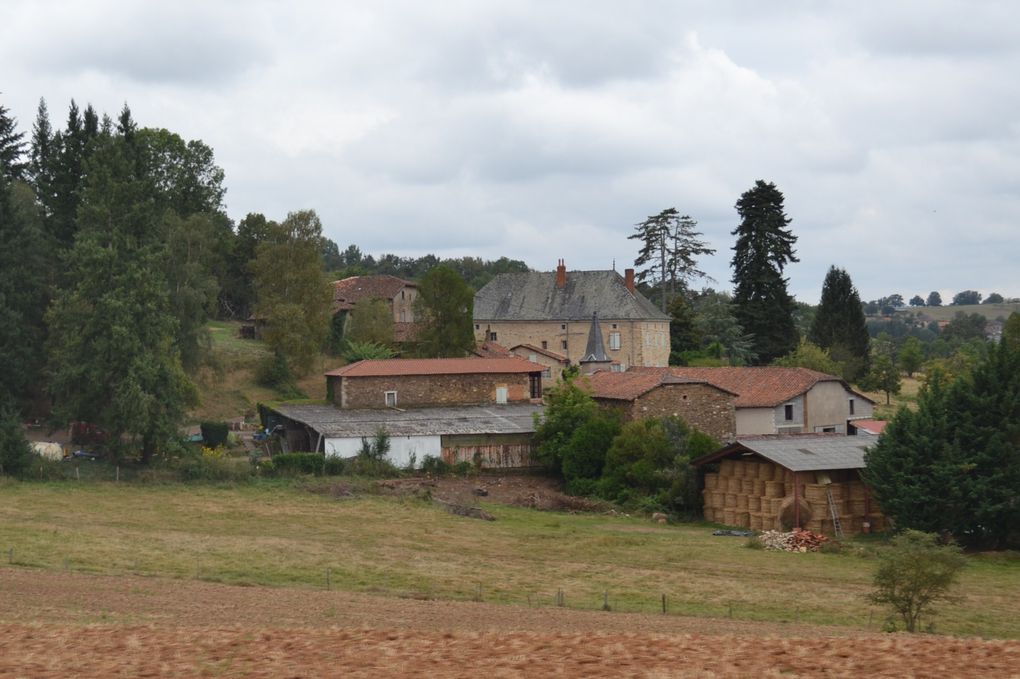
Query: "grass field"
857 375 922 420
1 481 1017 638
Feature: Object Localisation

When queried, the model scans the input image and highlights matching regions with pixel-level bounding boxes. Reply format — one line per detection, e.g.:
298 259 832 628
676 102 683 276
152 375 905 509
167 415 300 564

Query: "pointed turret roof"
580 312 611 365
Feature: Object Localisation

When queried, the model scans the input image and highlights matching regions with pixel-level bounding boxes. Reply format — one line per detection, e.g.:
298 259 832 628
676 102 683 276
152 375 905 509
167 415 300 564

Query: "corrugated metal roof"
325 357 543 377
693 433 877 472
272 403 543 438
473 270 668 322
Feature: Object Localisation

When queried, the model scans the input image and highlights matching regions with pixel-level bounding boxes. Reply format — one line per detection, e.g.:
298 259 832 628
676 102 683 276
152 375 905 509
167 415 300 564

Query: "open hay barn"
692 434 886 536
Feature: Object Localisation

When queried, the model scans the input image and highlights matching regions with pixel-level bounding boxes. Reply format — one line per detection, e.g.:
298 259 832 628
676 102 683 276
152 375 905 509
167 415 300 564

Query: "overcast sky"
3 1 1018 302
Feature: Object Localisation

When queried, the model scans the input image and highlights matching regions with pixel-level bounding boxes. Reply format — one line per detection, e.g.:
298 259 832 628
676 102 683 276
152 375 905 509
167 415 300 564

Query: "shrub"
0 407 33 477
421 455 452 476
271 452 324 476
175 454 251 482
452 461 473 477
869 530 967 633
255 351 306 399
323 456 346 475
199 422 230 448
346 454 399 478
343 339 396 362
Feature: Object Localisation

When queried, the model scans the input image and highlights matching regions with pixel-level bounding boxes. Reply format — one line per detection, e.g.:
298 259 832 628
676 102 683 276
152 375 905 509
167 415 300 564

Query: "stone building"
473 260 670 371
325 357 544 410
332 275 420 343
584 370 737 443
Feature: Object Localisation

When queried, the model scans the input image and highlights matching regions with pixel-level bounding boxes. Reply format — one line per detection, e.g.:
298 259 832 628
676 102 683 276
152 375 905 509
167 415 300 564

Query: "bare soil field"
2 569 1018 678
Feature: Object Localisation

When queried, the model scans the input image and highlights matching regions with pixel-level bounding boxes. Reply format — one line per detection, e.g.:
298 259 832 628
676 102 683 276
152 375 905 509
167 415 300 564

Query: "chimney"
555 259 567 288
624 268 635 294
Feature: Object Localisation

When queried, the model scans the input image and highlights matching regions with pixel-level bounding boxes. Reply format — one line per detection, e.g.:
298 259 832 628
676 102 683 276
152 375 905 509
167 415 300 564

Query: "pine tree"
808 266 870 379
730 180 799 364
29 98 54 198
0 100 27 182
630 208 714 311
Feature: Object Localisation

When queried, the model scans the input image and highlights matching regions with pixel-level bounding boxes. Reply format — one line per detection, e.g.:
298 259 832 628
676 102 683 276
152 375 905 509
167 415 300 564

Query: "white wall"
325 435 441 468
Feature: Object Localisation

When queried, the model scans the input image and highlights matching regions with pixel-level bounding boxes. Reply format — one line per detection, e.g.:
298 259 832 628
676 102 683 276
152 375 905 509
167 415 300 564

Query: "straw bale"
758 463 775 481
724 493 737 508
722 509 736 525
849 499 867 516
748 512 763 531
747 496 761 512
727 477 743 493
712 491 725 507
740 478 755 495
704 473 719 490
719 459 734 477
703 506 715 522
745 461 760 479
804 484 828 503
805 519 824 533
753 480 765 496
828 484 845 502
783 481 794 495
734 511 749 527
763 481 784 498
736 494 749 510
730 461 744 477
848 481 868 501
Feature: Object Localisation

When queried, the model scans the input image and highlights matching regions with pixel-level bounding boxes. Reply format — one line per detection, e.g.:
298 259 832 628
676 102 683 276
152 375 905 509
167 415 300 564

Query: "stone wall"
597 383 736 442
333 373 534 409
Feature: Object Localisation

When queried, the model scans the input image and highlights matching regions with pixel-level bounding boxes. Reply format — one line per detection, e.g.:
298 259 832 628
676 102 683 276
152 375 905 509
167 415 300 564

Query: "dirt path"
3 568 1018 677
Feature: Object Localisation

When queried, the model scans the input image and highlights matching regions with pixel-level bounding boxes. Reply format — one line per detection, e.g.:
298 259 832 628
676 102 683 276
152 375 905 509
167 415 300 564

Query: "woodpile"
702 459 885 536
758 529 829 552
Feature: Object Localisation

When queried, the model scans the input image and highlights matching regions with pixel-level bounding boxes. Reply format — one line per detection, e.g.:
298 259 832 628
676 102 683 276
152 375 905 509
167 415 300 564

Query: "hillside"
898 302 1020 322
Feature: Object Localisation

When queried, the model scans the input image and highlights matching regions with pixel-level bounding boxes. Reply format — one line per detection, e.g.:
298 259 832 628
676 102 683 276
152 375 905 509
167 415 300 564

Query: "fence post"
326 568 332 591
661 593 667 615
602 590 610 612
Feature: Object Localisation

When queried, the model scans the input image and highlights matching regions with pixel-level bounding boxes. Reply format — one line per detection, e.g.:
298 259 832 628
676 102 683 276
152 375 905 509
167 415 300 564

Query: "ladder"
825 486 844 539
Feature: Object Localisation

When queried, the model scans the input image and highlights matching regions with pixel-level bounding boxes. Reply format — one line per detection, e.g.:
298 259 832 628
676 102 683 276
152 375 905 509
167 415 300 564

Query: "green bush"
421 454 452 476
175 454 251 482
346 454 399 478
200 421 230 448
271 452 324 476
565 477 599 496
323 456 346 475
0 407 33 477
452 461 473 477
255 351 306 399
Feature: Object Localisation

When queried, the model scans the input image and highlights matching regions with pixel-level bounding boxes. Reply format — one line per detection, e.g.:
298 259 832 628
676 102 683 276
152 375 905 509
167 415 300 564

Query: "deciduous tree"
730 180 799 364
927 291 943 307
345 298 395 348
952 290 982 305
909 295 925 307
414 265 475 358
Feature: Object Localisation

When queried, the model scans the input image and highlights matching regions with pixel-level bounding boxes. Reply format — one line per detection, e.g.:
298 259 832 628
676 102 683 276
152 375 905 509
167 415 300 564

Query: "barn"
692 434 887 536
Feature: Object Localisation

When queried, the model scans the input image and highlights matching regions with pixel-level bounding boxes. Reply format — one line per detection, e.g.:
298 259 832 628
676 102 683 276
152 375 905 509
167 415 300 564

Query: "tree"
221 212 274 319
730 180 799 364
28 98 54 195
860 354 901 404
909 295 925 307
772 339 842 376
692 290 757 366
630 208 715 311
942 312 986 343
869 530 966 633
46 133 196 464
251 210 333 375
0 403 33 476
952 290 982 305
898 336 924 378
808 266 870 379
0 100 27 181
1004 312 1020 351
533 375 600 473
162 212 221 372
927 291 943 307
414 265 475 358
345 298 395 348
667 295 701 364
983 292 1004 304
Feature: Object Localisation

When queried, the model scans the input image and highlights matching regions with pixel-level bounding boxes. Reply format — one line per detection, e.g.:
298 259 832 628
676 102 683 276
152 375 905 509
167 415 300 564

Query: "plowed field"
2 569 1017 677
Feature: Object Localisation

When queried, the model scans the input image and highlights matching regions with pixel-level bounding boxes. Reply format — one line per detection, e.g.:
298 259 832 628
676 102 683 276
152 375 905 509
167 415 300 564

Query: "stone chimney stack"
624 268 635 294
556 259 567 288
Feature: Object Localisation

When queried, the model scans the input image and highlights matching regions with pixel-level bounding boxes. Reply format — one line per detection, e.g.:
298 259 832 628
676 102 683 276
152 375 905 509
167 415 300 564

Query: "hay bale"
724 493 737 508
734 510 750 527
753 480 765 496
740 478 755 495
778 496 814 531
722 509 736 525
745 461 761 479
804 484 828 503
828 484 845 502
704 473 719 490
703 506 715 522
731 461 745 478
720 459 734 477
849 499 868 516
784 481 794 495
805 519 825 533
848 481 868 501
758 463 775 481
713 491 726 507
747 495 761 512
749 512 763 531
726 476 741 493
764 481 784 498
736 494 749 510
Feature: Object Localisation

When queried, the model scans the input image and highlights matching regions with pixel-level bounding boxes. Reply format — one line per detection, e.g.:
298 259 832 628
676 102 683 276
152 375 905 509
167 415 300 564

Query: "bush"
346 454 399 478
869 530 967 633
0 407 33 477
255 351 306 399
271 452 324 476
175 454 251 482
323 456 346 475
199 421 230 448
452 461 473 477
421 454 452 476
565 477 599 497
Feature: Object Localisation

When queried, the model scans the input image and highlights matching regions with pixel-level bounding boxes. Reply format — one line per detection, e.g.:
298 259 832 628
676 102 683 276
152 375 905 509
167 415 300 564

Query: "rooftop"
326 357 544 378
272 403 543 438
332 275 415 311
693 433 876 472
473 270 668 322
584 370 733 401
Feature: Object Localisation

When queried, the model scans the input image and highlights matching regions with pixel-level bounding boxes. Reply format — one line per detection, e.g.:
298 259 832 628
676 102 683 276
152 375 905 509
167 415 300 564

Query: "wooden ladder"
825 486 845 539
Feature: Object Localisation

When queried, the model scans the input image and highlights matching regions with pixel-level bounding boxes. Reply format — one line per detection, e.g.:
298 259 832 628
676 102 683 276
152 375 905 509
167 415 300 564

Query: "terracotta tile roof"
326 357 544 378
584 370 730 401
332 275 415 310
850 419 887 435
621 366 863 408
510 344 569 363
473 341 515 358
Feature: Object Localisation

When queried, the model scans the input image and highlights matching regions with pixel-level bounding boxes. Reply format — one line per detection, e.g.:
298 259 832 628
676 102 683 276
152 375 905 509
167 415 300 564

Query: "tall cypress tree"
730 180 799 364
808 266 870 379
0 101 27 182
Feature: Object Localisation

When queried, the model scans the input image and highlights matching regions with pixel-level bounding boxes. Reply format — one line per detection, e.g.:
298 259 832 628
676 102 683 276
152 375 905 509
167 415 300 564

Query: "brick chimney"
624 268 635 294
555 259 567 288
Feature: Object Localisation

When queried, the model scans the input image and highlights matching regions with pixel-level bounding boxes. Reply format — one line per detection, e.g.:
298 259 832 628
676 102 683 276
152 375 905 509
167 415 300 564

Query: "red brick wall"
334 373 534 409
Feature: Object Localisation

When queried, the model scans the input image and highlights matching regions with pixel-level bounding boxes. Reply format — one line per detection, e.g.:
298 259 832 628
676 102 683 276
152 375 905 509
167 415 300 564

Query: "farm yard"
1 478 1019 676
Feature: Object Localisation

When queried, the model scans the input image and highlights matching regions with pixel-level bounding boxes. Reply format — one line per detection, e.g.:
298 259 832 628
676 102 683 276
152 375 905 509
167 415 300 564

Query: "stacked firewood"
758 529 830 552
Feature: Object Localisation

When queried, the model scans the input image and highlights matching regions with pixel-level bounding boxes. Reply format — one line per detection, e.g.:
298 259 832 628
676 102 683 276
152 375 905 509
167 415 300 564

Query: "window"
848 398 855 415
488 331 498 341
822 427 836 433
609 332 621 350
528 353 537 362
495 386 508 404
542 368 551 378
611 323 617 329
400 310 406 322
561 340 568 350
385 391 397 407
611 363 623 372
561 324 566 330
401 290 405 300
474 324 480 330
541 340 548 350
784 404 794 421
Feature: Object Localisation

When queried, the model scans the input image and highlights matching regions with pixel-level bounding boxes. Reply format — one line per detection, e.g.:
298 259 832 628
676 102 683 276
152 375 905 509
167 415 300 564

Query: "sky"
3 1 1018 303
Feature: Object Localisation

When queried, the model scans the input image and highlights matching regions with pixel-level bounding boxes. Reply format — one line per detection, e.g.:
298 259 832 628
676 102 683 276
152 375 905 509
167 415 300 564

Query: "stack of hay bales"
702 459 884 535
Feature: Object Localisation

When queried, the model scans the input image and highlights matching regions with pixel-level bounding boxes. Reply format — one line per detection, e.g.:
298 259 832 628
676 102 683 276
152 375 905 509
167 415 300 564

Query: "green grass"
1 481 1017 637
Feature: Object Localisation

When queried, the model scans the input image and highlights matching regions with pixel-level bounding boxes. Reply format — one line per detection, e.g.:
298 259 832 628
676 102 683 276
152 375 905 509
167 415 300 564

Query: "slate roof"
627 366 871 408
581 313 611 364
332 275 415 311
272 403 542 438
584 370 734 401
326 357 544 377
473 270 668 322
692 433 875 472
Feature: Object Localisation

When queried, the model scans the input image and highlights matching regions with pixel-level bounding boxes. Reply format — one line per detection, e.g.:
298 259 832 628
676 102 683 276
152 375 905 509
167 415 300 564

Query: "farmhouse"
325 357 544 409
473 260 670 371
584 370 737 443
270 402 541 469
332 275 420 344
693 434 886 536
621 366 874 436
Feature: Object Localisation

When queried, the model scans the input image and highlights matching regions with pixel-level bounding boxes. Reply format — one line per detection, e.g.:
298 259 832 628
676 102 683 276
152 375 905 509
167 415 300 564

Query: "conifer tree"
0 100 27 181
730 180 799 364
808 266 870 379
630 208 714 311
